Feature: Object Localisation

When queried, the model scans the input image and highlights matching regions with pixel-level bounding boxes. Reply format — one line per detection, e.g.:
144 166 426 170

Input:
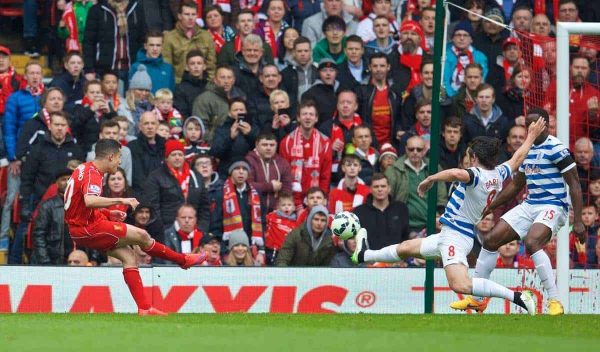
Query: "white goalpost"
555 22 600 313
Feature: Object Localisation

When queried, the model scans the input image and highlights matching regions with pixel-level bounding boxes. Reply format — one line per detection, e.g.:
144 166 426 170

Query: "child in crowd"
113 116 136 145
264 192 297 265
153 88 183 139
571 205 600 268
174 50 208 118
296 187 328 225
182 116 210 163
329 155 370 213
156 121 171 139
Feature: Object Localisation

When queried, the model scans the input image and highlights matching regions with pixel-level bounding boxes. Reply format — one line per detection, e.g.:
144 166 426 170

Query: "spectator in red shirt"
329 154 371 213
496 240 535 269
279 100 332 206
356 52 401 148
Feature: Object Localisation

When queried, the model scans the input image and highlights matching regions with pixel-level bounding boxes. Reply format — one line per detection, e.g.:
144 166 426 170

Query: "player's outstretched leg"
108 246 167 316
525 224 564 315
445 263 536 315
452 220 519 309
352 228 432 264
121 224 207 269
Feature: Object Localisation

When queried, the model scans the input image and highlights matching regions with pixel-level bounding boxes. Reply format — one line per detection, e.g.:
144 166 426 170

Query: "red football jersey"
64 161 107 227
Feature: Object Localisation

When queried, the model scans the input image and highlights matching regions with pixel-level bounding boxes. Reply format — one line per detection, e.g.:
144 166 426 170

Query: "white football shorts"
501 202 567 240
419 226 474 267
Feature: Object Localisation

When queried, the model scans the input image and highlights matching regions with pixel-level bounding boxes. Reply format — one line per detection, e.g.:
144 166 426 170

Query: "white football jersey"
440 162 511 238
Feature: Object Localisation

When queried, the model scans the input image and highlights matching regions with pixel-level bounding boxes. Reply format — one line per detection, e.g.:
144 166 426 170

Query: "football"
330 211 361 240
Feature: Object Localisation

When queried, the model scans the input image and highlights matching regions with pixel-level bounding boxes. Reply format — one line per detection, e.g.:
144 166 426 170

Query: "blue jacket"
2 89 42 161
129 49 175 94
443 44 488 98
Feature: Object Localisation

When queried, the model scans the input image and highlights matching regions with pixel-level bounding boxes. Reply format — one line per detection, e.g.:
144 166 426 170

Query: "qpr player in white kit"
352 118 547 314
452 108 586 315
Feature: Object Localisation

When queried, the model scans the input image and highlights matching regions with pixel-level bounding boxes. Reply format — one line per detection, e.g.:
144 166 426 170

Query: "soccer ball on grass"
330 211 360 240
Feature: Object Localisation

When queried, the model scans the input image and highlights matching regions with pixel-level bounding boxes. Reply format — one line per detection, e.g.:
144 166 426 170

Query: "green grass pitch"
1 314 599 351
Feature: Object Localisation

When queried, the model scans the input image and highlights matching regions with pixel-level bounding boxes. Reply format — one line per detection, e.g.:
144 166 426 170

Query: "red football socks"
123 267 151 310
143 240 186 266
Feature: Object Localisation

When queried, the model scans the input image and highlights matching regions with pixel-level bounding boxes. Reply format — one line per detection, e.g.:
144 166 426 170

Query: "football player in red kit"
64 139 207 316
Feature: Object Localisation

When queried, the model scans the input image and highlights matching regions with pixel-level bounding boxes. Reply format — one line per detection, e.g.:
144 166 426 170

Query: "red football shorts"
69 220 128 252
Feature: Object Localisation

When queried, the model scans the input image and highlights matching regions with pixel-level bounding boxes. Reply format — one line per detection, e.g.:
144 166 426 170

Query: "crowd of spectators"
0 0 599 268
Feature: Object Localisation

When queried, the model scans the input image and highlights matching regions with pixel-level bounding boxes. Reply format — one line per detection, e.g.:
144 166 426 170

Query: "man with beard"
546 56 600 146
389 20 430 94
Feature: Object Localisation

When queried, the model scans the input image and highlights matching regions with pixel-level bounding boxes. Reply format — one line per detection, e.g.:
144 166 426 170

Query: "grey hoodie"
305 205 331 251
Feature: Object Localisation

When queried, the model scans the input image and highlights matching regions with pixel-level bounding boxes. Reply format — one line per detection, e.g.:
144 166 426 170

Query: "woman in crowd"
497 65 531 126
224 230 259 266
102 167 134 214
254 0 289 62
204 5 236 55
118 65 154 136
276 27 299 69
269 89 295 141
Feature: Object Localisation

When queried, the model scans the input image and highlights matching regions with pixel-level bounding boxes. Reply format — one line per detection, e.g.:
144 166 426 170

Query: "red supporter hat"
0 45 11 56
379 143 398 162
164 139 185 158
502 37 521 50
400 20 424 38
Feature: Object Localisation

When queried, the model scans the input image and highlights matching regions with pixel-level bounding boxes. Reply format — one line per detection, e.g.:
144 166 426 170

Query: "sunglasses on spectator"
407 147 424 152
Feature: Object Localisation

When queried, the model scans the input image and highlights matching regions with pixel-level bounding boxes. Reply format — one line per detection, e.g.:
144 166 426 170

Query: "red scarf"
234 35 243 53
167 162 191 198
288 128 322 189
41 108 52 128
210 29 226 54
262 21 278 59
499 57 514 83
222 178 263 245
399 46 423 92
153 107 181 122
451 46 474 92
415 122 430 137
82 96 104 118
177 227 203 252
240 0 263 14
106 94 120 110
27 83 45 97
62 2 81 52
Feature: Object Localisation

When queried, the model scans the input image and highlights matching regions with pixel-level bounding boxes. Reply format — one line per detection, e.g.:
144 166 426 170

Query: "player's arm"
417 168 471 197
484 171 526 215
84 194 138 209
562 163 585 243
505 118 547 172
